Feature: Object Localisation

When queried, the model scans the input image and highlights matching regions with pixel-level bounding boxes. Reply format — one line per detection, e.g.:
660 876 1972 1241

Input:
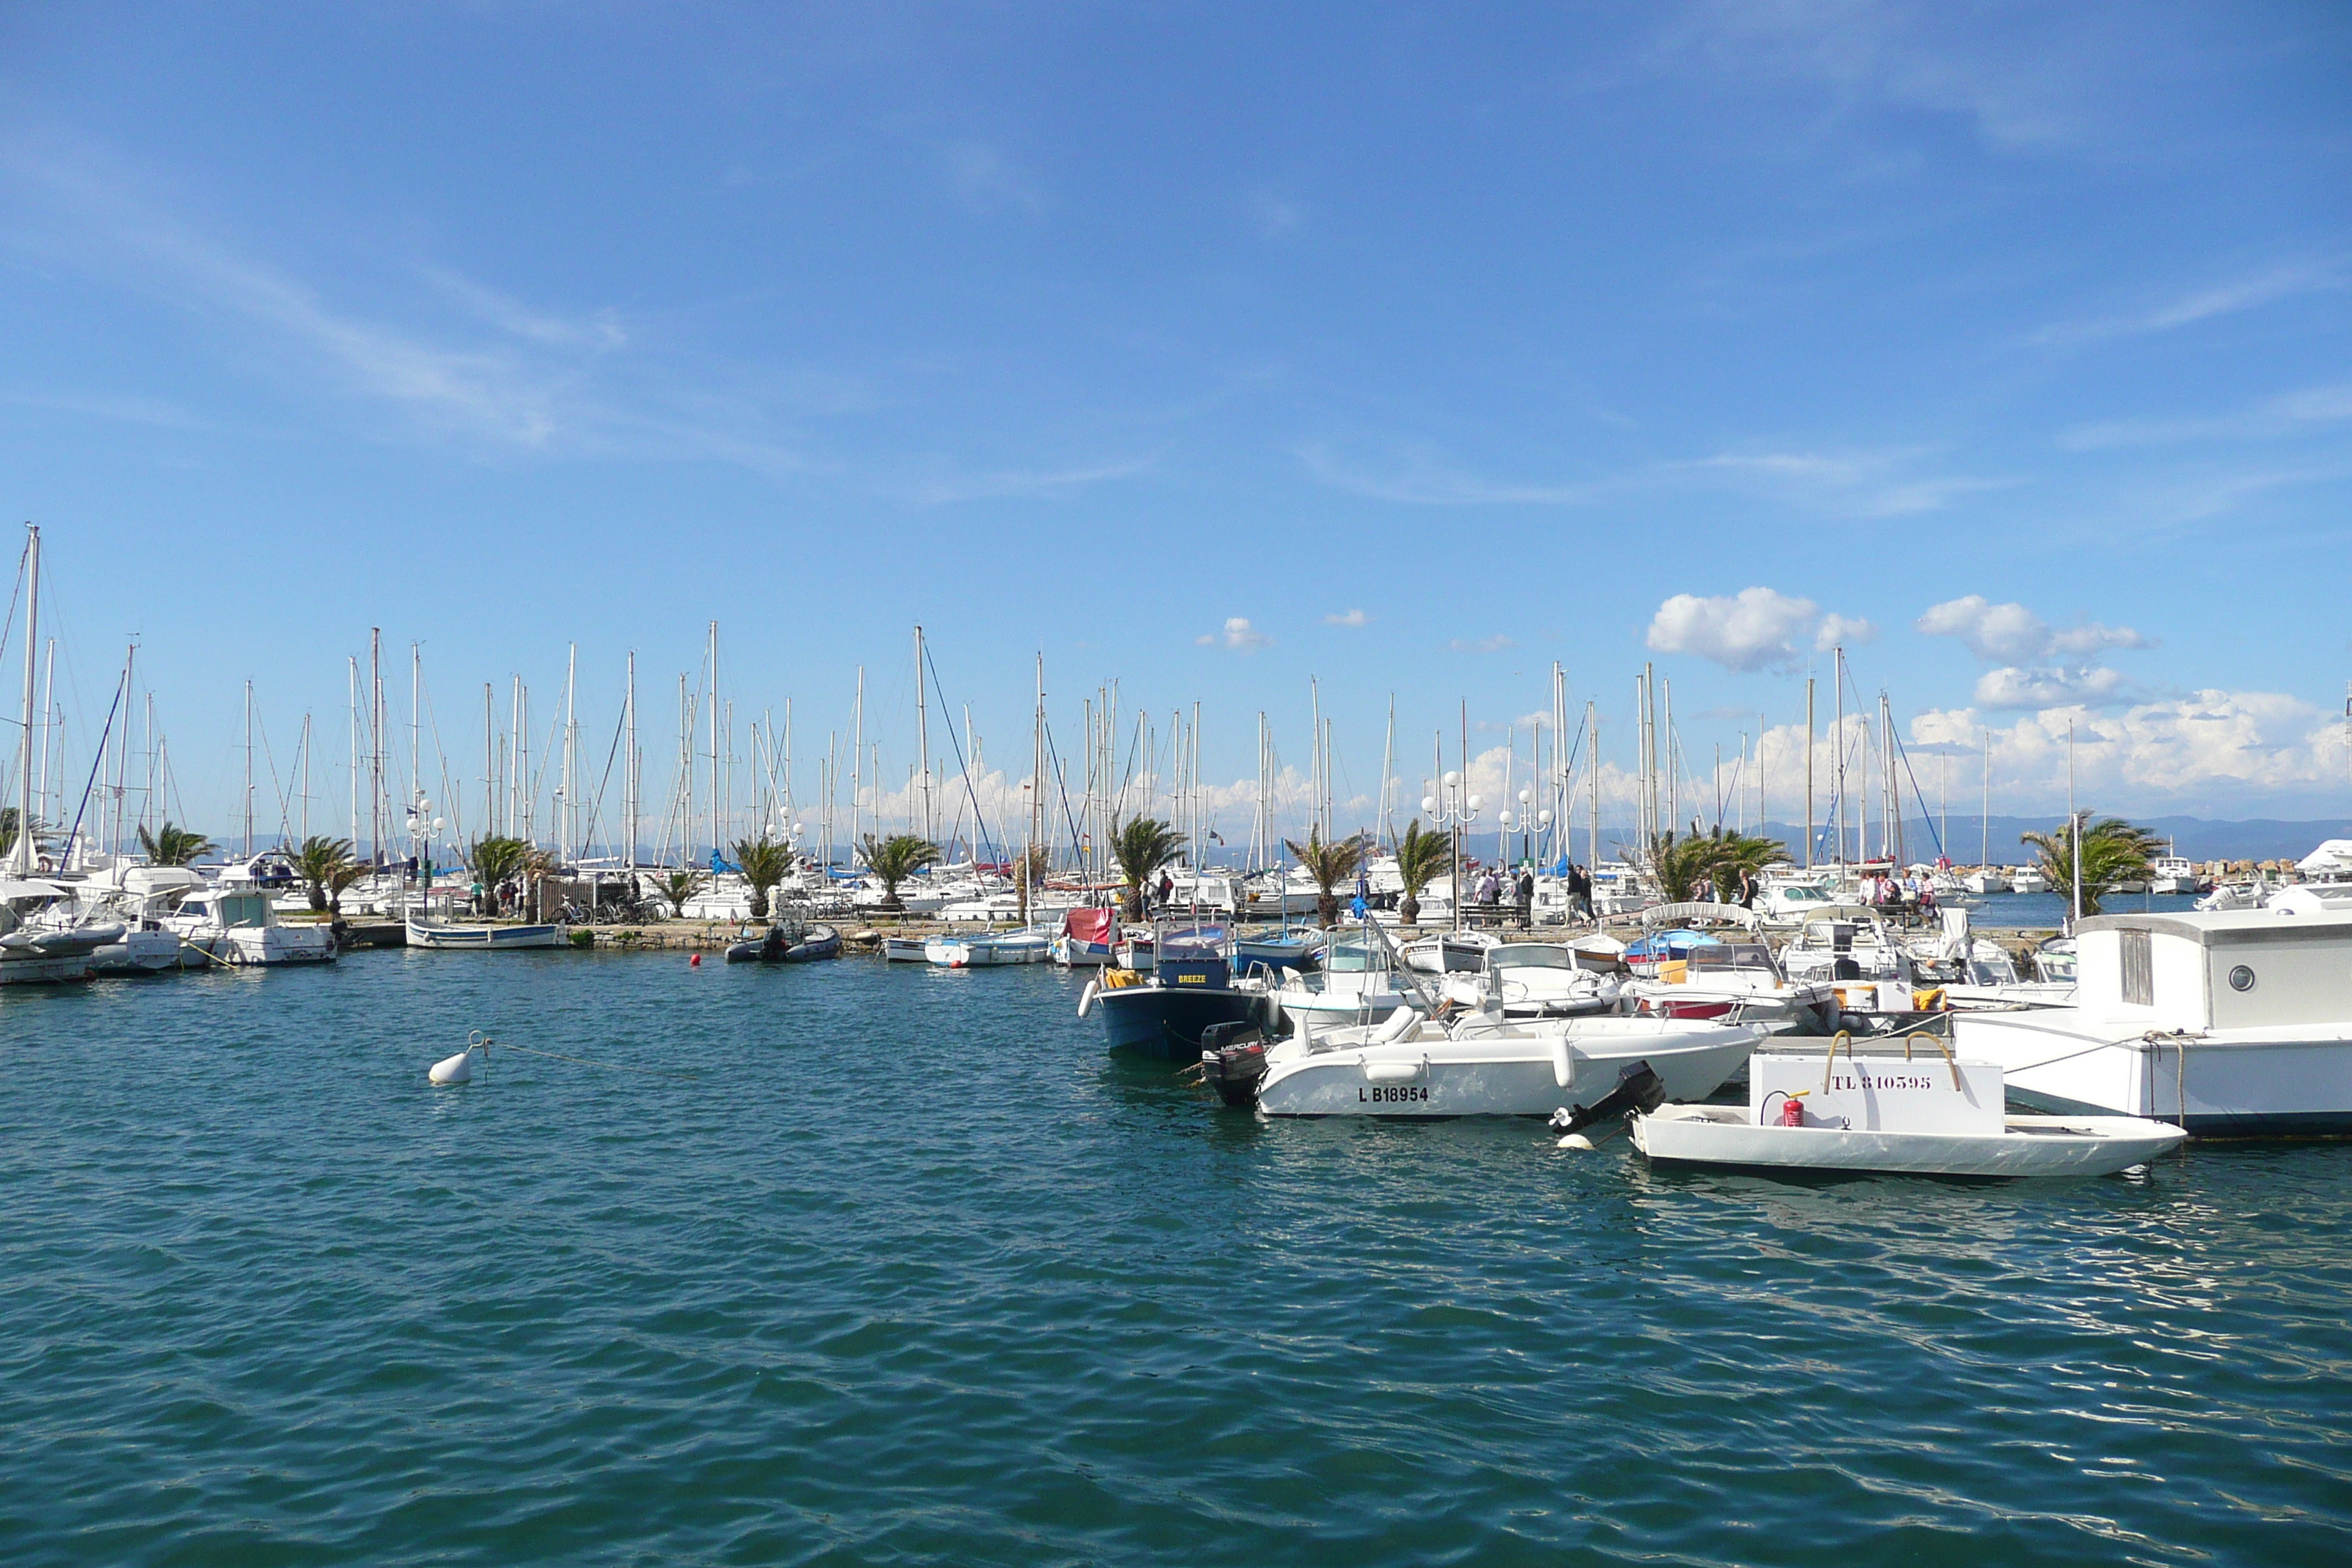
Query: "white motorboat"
0 879 121 983
1779 906 1913 988
1624 938 1833 1031
2008 866 2050 894
1632 1105 2185 1177
881 935 931 962
1441 941 1620 1019
2147 855 2202 896
1904 908 2073 1010
1270 935 1417 1044
1960 867 2010 895
1401 930 1497 974
1229 1011 1765 1118
1628 1046 2182 1176
168 886 338 965
1954 907 2352 1134
924 927 1052 968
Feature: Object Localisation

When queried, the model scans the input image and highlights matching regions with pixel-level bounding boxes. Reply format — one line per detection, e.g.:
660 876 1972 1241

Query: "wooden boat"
404 913 565 950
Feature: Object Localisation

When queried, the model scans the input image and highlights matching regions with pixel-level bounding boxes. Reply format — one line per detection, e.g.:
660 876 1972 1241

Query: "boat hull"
404 917 565 950
1253 1021 1763 1117
1632 1105 2184 1177
1097 984 1262 1060
1956 1010 2352 1134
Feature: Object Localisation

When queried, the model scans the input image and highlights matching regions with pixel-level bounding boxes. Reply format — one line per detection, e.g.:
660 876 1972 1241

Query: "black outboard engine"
1196 1019 1270 1109
1548 1060 1667 1141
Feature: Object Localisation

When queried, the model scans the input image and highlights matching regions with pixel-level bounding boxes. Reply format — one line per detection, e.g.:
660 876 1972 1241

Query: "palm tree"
655 867 708 919
324 859 371 918
734 835 796 919
1392 818 1450 928
2021 815 2164 919
1110 816 1187 920
467 836 532 916
137 821 214 867
1648 829 1719 904
1006 843 1052 924
0 807 39 863
860 833 940 913
292 835 357 913
1285 832 1369 928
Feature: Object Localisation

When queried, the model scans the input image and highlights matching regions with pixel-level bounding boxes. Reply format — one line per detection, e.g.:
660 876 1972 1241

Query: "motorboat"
405 912 564 950
1049 907 1119 967
1400 930 1496 974
1904 908 2073 1010
1114 931 1155 971
1441 941 1620 1019
1234 926 1325 974
1779 906 1912 987
2148 855 2204 896
1214 1009 1765 1117
1082 920 1270 1059
1624 939 1833 1031
1270 934 1417 1045
881 935 930 962
171 886 339 965
1629 1045 2183 1177
55 864 194 974
2029 936 2076 984
1953 907 2352 1134
725 920 842 962
1755 876 1843 926
0 879 121 983
924 927 1052 968
2009 866 2050 894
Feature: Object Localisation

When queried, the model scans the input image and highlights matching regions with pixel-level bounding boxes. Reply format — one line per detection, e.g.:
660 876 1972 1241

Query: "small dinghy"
725 921 843 963
1624 1037 2184 1177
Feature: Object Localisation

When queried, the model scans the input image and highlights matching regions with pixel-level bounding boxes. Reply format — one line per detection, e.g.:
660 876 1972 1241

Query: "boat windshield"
1776 886 1830 903
1687 943 1782 978
1324 941 1382 972
1158 925 1228 960
1488 944 1575 970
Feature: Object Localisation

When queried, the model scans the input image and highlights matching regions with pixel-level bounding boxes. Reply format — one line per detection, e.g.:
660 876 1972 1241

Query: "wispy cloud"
895 454 1159 507
1303 439 2007 519
947 143 1044 214
2059 381 2352 450
1324 608 1370 627
2032 263 2343 347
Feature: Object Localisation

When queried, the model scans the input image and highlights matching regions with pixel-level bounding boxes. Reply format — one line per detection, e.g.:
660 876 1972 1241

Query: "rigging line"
59 668 127 864
581 702 627 858
1886 728 1949 861
0 536 26 673
1038 717 1088 868
919 640 998 867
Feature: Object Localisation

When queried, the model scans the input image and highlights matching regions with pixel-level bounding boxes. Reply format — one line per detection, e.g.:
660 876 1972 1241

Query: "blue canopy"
1623 929 1727 961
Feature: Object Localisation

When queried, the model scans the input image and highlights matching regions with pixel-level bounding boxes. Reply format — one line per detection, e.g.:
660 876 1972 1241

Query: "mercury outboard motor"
1196 1019 1270 1108
1548 1060 1667 1141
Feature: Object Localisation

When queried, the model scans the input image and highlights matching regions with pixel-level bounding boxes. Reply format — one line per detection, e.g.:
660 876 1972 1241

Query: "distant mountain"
1740 815 2352 865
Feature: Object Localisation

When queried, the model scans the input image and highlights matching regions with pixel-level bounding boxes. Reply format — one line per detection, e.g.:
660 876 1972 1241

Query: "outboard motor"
1548 1060 1667 1141
1196 1019 1270 1108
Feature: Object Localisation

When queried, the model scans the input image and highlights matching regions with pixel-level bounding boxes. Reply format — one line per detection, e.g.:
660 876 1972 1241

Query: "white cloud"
1917 595 2153 663
1912 690 2348 809
1973 665 2129 709
2059 381 2352 450
1324 608 1370 627
1647 587 1817 672
1814 614 1877 650
1196 617 1270 651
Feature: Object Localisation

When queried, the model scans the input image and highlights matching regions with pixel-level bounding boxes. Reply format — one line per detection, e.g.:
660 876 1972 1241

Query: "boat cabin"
2073 908 2352 1032
1155 922 1231 990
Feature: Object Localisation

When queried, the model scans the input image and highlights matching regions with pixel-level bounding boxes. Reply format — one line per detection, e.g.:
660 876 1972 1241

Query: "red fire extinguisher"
1779 1092 1807 1127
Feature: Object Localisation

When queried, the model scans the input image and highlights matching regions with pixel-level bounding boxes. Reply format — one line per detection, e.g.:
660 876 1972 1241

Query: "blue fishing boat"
1085 921 1267 1060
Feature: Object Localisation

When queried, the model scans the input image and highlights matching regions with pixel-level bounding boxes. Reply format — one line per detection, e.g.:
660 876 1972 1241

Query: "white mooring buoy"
429 1033 491 1085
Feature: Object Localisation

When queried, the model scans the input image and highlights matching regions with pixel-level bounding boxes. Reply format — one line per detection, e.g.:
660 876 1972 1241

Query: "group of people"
1860 869 1939 916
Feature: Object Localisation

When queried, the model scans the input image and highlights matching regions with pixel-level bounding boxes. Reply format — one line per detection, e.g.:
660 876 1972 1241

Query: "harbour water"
6 953 2347 1564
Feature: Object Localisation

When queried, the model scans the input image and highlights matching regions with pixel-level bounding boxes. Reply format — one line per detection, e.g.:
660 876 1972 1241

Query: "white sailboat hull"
1632 1104 2184 1177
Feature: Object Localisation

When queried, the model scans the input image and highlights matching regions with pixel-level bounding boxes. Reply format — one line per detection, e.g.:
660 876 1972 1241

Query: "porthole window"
2228 965 2256 992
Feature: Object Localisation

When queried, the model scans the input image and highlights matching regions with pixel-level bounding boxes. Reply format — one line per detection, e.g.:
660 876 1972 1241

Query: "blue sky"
3 2 2350 850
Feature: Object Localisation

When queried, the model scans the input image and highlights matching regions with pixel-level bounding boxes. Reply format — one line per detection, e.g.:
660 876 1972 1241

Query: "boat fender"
1550 1036 1575 1090
1362 1057 1424 1084
1548 1060 1667 1142
1077 980 1099 1018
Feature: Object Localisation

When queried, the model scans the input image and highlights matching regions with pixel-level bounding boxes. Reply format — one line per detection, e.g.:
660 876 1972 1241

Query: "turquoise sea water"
4 952 2348 1565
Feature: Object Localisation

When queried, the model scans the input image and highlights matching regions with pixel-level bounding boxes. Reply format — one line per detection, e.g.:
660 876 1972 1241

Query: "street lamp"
1497 786 1553 872
1420 770 1482 934
404 791 445 919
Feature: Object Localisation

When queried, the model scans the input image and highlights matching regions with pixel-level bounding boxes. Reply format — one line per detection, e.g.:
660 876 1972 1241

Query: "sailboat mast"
1804 675 1816 869
564 642 577 864
625 651 638 868
12 525 37 877
349 657 361 852
244 679 255 859
370 628 383 865
851 665 864 857
1586 700 1599 875
914 625 931 845
707 622 720 862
